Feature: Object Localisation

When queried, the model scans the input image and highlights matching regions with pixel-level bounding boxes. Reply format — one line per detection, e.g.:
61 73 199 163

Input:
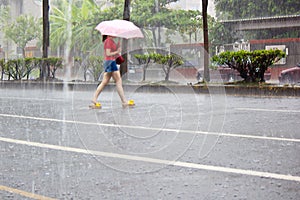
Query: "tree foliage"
0 4 9 30
131 0 201 46
215 0 300 20
4 15 41 58
212 49 286 82
50 0 102 53
209 21 234 48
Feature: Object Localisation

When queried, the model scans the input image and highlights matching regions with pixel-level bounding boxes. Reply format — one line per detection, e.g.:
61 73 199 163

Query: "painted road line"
0 185 57 200
0 96 65 102
0 113 300 143
236 107 300 113
1 137 300 183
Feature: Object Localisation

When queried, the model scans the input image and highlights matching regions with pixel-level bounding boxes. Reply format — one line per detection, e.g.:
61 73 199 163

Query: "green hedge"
0 57 63 80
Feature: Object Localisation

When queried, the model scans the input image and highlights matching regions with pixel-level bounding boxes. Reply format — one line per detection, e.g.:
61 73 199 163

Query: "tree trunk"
202 0 210 82
155 0 161 47
143 67 146 81
165 67 170 81
22 48 26 58
152 27 157 47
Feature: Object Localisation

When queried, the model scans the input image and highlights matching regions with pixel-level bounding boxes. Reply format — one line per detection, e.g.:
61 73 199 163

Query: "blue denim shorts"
104 60 118 72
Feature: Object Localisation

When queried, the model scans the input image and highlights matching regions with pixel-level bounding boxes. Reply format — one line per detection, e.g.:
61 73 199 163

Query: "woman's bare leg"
111 71 127 104
92 72 112 103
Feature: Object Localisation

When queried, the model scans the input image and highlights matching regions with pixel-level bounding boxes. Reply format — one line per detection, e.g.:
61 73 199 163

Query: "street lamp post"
202 0 210 82
120 0 130 78
42 0 49 80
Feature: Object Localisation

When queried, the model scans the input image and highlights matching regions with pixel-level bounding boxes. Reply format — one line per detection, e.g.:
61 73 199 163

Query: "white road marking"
236 107 300 113
0 113 299 143
0 185 57 200
1 136 300 183
0 96 65 102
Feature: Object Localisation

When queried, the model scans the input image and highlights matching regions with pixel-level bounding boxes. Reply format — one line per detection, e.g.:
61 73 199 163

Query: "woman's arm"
105 47 121 57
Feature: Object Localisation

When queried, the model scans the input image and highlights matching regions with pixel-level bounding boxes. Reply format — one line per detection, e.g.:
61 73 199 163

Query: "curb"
1 81 300 97
221 85 300 97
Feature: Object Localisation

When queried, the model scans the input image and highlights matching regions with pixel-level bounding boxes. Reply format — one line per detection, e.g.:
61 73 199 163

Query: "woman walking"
90 35 133 109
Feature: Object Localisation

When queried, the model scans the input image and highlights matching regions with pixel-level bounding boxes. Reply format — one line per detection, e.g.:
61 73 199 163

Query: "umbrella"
95 19 144 39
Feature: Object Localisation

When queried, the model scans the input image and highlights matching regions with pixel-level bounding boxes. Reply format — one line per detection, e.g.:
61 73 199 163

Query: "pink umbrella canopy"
95 19 144 39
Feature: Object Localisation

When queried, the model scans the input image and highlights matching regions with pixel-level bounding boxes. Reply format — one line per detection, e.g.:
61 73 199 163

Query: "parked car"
205 65 271 82
279 63 300 84
217 65 242 82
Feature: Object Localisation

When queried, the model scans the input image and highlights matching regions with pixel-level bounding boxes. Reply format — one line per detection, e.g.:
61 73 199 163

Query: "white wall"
168 0 216 17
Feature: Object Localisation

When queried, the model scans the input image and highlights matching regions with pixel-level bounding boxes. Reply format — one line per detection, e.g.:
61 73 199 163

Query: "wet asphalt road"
0 86 299 200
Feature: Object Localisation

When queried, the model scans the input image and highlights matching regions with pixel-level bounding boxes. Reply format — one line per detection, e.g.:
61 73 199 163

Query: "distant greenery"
0 4 9 30
212 49 286 82
215 0 300 19
4 15 41 58
214 0 300 40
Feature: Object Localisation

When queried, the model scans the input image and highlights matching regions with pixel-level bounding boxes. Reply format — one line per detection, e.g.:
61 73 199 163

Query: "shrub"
44 57 63 79
86 56 103 81
3 59 28 80
212 49 285 82
134 53 154 81
134 53 184 81
0 58 4 80
1 57 63 80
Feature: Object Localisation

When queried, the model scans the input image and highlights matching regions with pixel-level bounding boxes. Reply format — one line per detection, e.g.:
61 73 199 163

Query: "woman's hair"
102 35 108 42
